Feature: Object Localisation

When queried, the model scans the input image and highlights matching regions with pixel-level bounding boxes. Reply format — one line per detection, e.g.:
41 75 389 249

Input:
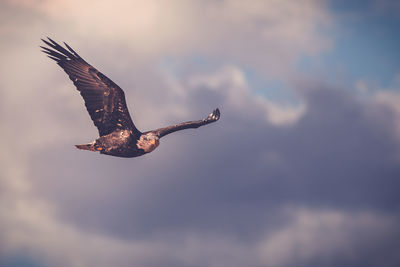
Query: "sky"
0 0 400 266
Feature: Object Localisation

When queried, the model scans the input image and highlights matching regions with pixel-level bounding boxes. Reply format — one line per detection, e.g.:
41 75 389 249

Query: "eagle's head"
137 133 160 153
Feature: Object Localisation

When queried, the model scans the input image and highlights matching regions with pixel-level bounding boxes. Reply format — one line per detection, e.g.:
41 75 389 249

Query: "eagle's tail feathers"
75 143 97 151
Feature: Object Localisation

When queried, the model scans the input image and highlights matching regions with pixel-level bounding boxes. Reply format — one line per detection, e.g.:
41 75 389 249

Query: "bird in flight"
41 38 220 158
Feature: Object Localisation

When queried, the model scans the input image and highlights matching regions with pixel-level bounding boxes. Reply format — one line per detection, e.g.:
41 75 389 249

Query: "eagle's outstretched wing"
41 38 141 137
152 108 220 138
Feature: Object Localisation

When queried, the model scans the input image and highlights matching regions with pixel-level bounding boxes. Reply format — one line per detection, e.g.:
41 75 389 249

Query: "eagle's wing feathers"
153 108 220 138
41 38 141 137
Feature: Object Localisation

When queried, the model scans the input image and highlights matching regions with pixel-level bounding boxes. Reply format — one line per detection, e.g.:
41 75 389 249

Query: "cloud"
187 65 306 126
4 0 331 78
257 208 400 267
5 65 396 266
1 1 400 266
2 188 399 267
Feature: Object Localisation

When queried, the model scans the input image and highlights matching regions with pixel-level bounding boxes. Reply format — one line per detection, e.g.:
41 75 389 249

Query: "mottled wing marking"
153 108 220 138
41 37 141 137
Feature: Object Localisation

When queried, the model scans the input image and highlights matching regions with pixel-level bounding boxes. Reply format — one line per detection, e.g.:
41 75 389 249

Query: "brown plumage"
41 38 220 158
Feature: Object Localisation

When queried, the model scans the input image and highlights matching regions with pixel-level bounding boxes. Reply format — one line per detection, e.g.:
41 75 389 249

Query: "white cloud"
4 0 331 78
187 65 306 125
367 73 400 144
257 208 399 267
374 90 400 145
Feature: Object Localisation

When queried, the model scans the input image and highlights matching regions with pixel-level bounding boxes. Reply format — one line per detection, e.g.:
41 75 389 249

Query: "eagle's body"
41 38 220 158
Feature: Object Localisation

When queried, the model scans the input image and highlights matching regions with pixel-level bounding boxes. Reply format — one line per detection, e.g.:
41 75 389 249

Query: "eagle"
41 38 220 158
